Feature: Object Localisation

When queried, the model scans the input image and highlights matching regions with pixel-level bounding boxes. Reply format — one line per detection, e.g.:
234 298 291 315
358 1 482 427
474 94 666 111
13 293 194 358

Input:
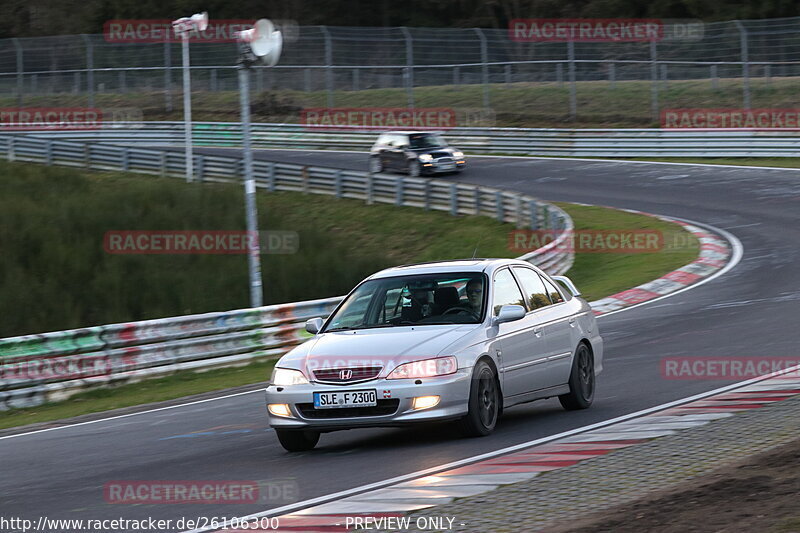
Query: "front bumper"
421 158 466 174
265 369 471 431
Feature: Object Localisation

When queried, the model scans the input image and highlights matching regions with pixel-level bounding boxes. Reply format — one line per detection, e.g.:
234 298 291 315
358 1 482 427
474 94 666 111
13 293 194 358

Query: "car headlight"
452 151 464 159
387 356 457 380
271 368 309 386
418 154 433 162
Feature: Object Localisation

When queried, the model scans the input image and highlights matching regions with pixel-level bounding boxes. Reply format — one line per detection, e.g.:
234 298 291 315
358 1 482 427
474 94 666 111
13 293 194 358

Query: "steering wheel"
442 306 480 320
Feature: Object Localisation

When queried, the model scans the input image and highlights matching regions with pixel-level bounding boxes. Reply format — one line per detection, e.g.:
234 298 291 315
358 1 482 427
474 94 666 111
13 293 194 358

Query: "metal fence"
2 17 800 122
15 121 800 157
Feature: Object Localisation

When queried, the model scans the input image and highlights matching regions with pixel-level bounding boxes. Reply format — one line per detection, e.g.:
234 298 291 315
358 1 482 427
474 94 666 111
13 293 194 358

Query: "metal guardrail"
0 131 574 408
14 121 800 157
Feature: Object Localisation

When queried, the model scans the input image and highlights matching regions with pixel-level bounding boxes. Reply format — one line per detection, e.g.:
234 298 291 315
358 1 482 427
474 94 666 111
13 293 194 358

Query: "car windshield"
409 133 448 149
324 272 486 332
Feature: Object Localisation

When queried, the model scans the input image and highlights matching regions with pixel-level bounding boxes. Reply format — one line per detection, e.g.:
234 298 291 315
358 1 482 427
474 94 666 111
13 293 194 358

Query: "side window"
394 134 409 148
540 275 566 304
512 267 552 310
492 269 526 316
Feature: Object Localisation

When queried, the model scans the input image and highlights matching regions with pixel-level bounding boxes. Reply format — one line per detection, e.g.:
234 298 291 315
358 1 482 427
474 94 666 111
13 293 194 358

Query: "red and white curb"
588 208 732 316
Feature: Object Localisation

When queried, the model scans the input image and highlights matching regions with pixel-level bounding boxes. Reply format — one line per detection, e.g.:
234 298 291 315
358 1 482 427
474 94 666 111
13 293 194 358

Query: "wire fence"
1 17 800 123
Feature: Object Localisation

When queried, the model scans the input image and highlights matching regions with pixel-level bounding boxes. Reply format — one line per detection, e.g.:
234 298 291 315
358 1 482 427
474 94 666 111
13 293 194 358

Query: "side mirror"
552 275 581 298
492 304 526 326
305 317 324 334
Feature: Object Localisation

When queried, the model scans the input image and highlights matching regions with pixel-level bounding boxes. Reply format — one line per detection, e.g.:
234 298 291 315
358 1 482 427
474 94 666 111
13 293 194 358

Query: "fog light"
412 395 440 410
268 403 292 417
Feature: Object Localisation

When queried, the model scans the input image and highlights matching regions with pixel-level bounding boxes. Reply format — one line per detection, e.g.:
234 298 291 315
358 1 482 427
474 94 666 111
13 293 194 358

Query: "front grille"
435 157 454 164
312 366 382 384
296 400 400 419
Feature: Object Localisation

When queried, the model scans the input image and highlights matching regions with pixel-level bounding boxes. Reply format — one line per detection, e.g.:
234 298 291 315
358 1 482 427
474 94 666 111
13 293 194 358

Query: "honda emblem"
339 369 353 380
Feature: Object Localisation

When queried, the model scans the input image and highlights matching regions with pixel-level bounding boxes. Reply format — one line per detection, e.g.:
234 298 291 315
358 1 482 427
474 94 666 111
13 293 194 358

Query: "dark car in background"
369 131 466 177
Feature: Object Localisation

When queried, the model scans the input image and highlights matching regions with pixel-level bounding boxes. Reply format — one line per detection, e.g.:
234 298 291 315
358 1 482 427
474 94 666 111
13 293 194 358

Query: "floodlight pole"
180 32 194 183
238 48 263 308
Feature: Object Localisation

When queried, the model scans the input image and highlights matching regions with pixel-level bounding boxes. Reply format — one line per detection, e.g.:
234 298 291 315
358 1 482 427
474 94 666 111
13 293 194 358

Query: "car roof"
367 258 539 279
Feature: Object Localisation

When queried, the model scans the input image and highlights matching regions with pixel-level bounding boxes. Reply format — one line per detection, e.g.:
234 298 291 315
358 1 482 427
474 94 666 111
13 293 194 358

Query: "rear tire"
276 429 320 452
458 360 500 437
559 343 595 410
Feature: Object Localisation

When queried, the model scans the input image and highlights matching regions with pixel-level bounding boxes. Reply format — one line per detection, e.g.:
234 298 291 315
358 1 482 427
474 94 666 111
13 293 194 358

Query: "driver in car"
465 278 484 313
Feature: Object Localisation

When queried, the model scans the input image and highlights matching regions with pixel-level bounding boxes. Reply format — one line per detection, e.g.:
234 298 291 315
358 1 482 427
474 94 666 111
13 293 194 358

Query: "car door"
388 134 408 170
537 273 580 385
511 266 574 388
491 268 550 397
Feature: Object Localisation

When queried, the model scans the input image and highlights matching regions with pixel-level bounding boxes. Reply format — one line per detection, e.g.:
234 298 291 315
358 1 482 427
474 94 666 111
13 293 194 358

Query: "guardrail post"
302 166 310 193
268 162 276 191
423 180 431 210
81 35 94 108
711 64 719 90
334 169 343 198
495 191 504 222
735 21 751 109
556 63 563 87
352 68 359 91
84 143 91 170
542 205 550 229
474 28 490 111
474 187 481 215
7 137 14 162
45 140 53 166
164 38 173 113
396 177 404 206
73 72 80 94
649 39 659 123
567 39 576 121
401 27 414 109
453 66 459 85
515 196 524 228
764 64 771 86
528 200 539 230
196 155 204 182
550 209 558 230
504 64 511 84
122 147 130 171
160 151 167 177
608 62 616 88
321 26 334 108
12 38 23 107
119 69 127 93
366 173 374 205
660 64 668 90
304 69 311 92
450 183 459 216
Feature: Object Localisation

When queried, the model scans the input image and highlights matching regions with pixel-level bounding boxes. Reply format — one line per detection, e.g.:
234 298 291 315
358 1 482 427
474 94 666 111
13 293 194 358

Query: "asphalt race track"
3 150 799 529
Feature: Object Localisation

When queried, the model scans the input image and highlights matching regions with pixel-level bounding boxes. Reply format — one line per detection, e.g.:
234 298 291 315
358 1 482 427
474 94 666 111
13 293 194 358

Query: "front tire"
370 156 383 174
458 360 500 437
559 343 595 410
408 159 421 177
276 429 320 452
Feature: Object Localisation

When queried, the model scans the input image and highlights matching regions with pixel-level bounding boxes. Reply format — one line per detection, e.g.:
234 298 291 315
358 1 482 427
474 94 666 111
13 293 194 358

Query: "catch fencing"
2 17 800 122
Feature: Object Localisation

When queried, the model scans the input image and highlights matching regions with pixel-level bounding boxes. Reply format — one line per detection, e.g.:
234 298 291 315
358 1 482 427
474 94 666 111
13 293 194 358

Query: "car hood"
279 324 478 373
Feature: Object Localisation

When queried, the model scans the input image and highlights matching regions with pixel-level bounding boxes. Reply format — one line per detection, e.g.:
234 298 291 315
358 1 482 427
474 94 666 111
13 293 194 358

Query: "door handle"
533 327 543 337
569 317 576 327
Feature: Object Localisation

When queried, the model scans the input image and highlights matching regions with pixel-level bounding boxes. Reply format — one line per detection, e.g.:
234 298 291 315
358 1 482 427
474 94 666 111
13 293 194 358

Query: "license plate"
313 390 377 409
440 162 455 170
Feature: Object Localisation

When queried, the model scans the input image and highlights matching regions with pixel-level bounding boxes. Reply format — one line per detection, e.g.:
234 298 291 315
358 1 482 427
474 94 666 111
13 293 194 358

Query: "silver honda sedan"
265 258 603 451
